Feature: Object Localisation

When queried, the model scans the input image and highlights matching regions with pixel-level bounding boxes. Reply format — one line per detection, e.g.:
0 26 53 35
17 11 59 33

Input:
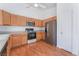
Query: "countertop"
0 30 45 54
0 30 45 35
0 31 26 54
0 34 10 54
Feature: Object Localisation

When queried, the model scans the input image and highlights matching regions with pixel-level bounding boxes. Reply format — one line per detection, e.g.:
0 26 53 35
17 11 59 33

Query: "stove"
25 28 36 43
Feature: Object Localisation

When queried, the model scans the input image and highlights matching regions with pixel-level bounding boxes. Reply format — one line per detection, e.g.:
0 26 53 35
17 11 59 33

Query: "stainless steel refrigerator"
45 20 57 46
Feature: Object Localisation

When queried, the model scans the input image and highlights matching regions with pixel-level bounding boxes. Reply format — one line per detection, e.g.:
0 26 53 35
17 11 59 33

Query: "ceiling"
25 3 56 9
0 3 56 19
0 3 56 10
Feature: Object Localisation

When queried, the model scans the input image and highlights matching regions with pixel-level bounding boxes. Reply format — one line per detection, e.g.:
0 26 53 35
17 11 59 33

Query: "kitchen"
0 3 79 56
0 3 57 56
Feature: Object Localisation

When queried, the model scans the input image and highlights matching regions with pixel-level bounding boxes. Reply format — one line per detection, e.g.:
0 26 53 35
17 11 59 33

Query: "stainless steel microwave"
26 22 35 26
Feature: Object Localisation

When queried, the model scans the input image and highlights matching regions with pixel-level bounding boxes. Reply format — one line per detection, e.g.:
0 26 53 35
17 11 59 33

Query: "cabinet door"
26 18 35 25
39 20 42 27
42 20 45 27
35 20 39 27
35 20 38 27
7 36 13 56
35 20 43 27
36 32 42 41
10 14 17 26
27 18 33 22
41 32 45 40
36 32 45 41
0 10 3 25
18 34 27 45
11 15 26 26
12 35 20 47
10 34 27 48
17 15 26 26
2 11 11 25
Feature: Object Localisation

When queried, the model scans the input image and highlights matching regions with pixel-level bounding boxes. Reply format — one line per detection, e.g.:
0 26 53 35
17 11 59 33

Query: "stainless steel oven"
25 28 36 40
28 32 36 40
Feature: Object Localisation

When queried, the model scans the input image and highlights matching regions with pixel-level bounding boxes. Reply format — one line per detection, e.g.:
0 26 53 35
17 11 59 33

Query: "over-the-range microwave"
26 22 35 26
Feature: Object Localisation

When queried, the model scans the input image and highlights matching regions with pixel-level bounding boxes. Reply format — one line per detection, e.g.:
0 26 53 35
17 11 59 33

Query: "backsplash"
0 26 45 32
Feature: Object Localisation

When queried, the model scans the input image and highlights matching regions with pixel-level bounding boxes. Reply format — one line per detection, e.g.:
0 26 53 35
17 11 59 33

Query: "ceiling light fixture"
34 3 38 7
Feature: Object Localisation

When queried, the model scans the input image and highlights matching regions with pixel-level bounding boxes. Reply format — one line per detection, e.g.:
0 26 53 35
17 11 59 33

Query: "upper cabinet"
10 14 17 26
35 20 44 27
26 17 35 22
26 17 35 26
0 10 3 25
0 10 45 27
2 10 11 25
11 14 26 26
16 15 26 26
42 20 45 27
26 18 44 27
0 10 11 25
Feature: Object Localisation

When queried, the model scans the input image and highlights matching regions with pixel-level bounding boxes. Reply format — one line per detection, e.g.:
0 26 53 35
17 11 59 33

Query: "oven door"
28 32 36 40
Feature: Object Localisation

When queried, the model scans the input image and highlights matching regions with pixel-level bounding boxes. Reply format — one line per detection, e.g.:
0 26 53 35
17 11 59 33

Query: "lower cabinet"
7 33 27 55
10 34 27 48
36 32 45 41
7 32 45 55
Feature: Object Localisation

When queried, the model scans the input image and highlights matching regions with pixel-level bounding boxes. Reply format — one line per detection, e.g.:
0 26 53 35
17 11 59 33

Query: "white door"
57 3 79 55
57 4 72 52
72 4 79 55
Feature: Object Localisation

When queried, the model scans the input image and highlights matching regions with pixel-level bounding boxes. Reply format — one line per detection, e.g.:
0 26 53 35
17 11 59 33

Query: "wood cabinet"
10 14 17 26
0 10 27 26
2 11 11 25
11 14 26 26
16 15 26 26
26 17 35 25
7 33 27 55
7 36 12 56
36 32 45 41
7 33 27 49
42 20 45 27
0 10 3 25
41 32 45 40
26 18 44 27
0 10 11 25
35 20 43 27
0 10 46 26
26 18 35 22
